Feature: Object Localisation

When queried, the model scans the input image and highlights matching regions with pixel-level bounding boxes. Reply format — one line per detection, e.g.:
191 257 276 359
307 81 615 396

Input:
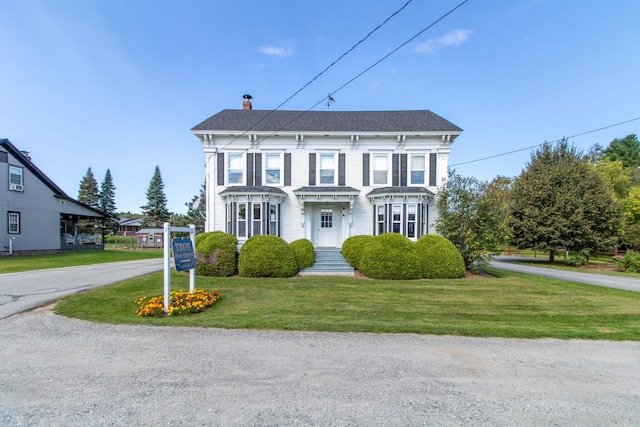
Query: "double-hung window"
319 153 336 185
407 204 417 238
8 212 20 234
264 153 282 185
227 153 244 185
252 204 262 236
9 166 23 191
372 154 389 185
392 205 402 233
269 205 278 235
237 203 247 238
410 154 426 185
376 205 385 234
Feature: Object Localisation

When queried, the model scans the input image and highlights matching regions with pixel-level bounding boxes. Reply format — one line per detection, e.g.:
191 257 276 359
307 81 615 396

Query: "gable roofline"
1 138 105 217
192 109 462 134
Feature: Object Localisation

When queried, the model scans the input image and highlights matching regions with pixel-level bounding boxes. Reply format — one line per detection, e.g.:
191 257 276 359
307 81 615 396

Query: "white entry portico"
293 187 360 248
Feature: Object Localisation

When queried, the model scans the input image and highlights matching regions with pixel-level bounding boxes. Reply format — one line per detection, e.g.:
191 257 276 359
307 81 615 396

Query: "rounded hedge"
194 231 238 277
238 235 298 278
358 233 422 280
341 235 374 269
415 234 466 279
290 239 315 269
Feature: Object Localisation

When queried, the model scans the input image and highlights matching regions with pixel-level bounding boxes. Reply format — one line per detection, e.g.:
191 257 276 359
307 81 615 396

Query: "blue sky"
1 0 639 214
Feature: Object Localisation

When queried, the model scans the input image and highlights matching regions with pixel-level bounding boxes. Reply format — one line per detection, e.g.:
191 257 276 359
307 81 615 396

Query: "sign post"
163 222 197 314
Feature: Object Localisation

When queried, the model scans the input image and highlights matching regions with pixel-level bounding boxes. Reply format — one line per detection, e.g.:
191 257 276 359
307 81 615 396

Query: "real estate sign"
171 237 196 271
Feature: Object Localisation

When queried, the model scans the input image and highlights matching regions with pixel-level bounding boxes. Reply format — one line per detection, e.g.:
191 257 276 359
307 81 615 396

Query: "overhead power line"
218 0 415 152
449 116 640 167
218 0 472 154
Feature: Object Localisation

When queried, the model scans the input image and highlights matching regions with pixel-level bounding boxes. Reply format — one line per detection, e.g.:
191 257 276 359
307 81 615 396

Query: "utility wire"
221 0 471 153
450 116 640 167
217 0 414 153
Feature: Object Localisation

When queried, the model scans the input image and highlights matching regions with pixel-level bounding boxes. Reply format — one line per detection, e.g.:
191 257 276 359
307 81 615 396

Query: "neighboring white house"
192 100 461 249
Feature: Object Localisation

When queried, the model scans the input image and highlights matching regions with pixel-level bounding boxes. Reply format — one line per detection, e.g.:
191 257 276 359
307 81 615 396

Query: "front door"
316 206 340 248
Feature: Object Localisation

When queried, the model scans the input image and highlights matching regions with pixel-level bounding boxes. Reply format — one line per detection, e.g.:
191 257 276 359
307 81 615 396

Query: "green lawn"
0 248 163 274
54 269 640 340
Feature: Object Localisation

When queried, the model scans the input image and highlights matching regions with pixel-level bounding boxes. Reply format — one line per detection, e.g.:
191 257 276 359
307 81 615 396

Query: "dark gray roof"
1 138 104 217
219 186 288 196
367 187 435 197
192 110 462 133
293 186 360 194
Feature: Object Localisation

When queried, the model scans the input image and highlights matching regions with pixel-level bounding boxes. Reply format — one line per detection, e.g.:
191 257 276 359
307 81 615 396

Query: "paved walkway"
0 259 163 319
491 256 640 293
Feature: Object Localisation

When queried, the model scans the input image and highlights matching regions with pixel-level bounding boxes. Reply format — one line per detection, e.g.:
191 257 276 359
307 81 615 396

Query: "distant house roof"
119 217 143 227
136 229 164 235
192 110 462 133
0 138 104 217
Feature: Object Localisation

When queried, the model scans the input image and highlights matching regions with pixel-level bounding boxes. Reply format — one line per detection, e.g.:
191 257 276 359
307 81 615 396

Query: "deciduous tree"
509 141 621 262
436 171 511 270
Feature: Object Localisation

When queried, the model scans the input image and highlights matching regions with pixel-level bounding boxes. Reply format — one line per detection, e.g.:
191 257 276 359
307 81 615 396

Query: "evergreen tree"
78 167 100 209
99 169 119 235
141 166 170 228
509 141 621 263
604 134 640 168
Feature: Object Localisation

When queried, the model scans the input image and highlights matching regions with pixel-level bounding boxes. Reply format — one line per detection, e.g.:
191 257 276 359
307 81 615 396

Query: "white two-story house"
192 100 461 249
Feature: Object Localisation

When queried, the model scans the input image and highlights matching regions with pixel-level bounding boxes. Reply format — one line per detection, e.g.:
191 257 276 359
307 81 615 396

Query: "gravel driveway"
1 306 639 426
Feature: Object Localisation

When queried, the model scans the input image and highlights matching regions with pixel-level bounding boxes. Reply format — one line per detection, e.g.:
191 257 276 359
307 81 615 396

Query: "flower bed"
135 289 221 317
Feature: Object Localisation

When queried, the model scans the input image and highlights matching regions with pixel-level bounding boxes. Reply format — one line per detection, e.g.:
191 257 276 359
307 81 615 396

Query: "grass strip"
54 269 640 340
0 249 163 274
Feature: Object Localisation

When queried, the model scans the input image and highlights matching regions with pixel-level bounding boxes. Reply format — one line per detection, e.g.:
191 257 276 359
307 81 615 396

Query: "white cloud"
412 29 473 54
258 41 296 57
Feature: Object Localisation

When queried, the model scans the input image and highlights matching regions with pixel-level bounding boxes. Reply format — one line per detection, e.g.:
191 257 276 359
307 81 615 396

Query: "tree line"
437 134 639 269
77 165 205 235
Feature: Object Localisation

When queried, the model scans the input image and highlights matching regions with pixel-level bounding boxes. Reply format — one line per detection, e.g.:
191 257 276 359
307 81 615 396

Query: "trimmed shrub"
195 231 238 277
238 235 298 278
565 254 586 267
290 239 315 269
415 235 466 279
615 251 640 272
358 233 422 280
341 235 374 269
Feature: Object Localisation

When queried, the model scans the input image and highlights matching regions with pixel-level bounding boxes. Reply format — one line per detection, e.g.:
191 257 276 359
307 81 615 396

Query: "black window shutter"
217 153 225 185
246 154 254 186
400 154 407 186
263 203 268 235
416 204 422 238
309 153 316 186
429 153 437 186
284 153 291 186
254 153 262 186
392 154 400 186
338 153 346 186
232 202 237 235
363 153 370 186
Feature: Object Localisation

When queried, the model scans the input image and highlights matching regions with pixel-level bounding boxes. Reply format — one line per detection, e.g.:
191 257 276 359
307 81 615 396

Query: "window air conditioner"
9 184 23 191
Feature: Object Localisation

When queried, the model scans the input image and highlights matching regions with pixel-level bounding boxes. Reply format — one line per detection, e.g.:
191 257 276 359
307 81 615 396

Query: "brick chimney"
242 94 252 110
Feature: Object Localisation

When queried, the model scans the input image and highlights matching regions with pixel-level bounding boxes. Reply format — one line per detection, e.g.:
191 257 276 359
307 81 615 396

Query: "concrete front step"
299 250 354 277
